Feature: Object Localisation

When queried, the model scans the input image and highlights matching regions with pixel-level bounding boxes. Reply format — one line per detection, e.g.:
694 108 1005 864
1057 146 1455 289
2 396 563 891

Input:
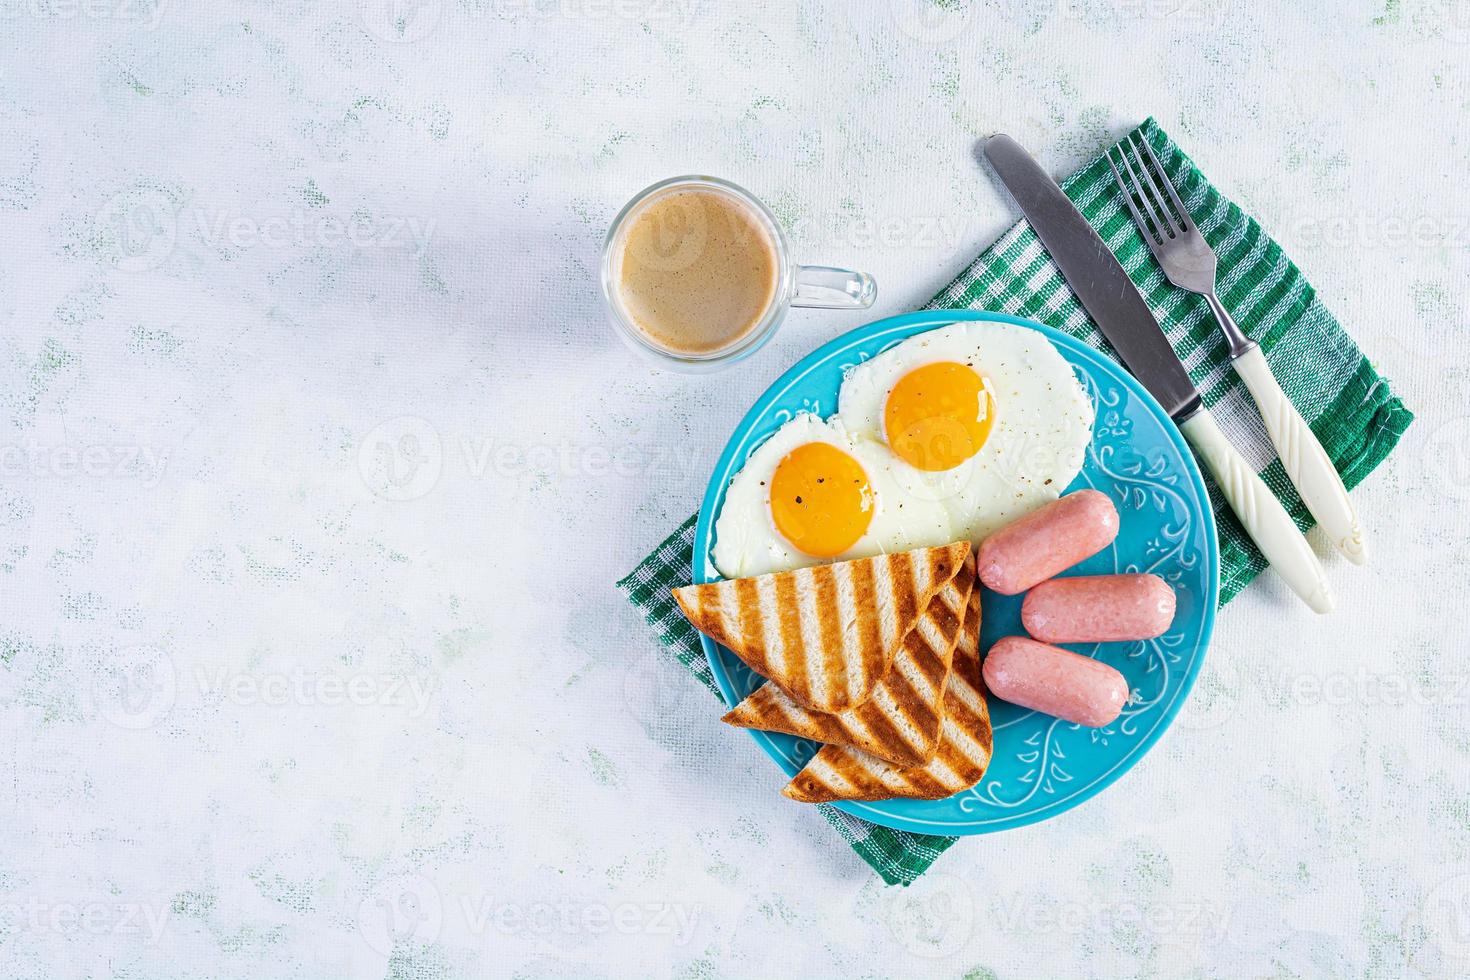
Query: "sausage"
976 490 1120 595
1021 574 1176 643
982 636 1128 727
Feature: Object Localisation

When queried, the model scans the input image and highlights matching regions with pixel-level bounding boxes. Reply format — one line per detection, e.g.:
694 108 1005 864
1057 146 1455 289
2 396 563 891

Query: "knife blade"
982 133 1333 614
983 133 1202 421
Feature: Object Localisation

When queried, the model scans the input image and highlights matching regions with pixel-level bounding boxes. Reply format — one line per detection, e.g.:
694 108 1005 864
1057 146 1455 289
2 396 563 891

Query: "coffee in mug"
602 176 875 370
616 189 778 355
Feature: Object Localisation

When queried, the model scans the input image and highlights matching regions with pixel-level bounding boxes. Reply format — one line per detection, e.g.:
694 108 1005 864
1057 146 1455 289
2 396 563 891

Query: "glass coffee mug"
601 176 876 370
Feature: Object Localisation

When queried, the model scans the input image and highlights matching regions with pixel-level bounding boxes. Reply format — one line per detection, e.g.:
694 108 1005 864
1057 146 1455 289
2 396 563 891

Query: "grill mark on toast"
831 560 858 705
679 544 973 727
773 572 808 704
848 558 881 706
853 696 920 764
733 577 764 672
726 552 974 768
944 683 987 733
922 753 963 789
811 565 843 712
780 546 991 804
889 550 918 639
754 574 783 679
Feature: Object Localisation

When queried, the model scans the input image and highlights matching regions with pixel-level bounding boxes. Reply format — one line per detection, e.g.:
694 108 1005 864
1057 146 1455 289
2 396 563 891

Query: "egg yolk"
769 442 874 558
883 361 995 471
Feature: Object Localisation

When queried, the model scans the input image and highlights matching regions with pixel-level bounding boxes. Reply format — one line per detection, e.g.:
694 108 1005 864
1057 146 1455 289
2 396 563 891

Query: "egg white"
836 321 1094 546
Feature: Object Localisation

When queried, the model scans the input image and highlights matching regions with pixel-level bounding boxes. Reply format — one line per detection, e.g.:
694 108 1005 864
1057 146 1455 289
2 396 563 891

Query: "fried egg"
711 413 955 578
837 321 1093 546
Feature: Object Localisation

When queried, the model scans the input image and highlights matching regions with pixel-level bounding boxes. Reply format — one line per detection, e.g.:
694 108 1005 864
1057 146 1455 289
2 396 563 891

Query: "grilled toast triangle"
721 555 974 767
781 579 993 804
673 541 969 713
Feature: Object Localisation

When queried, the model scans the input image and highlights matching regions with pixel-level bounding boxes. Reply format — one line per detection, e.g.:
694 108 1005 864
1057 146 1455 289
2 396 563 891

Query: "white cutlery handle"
1232 345 1367 565
1181 408 1334 614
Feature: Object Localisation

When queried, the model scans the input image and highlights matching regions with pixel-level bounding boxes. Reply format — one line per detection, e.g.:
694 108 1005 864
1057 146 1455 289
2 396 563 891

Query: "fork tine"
1114 142 1173 241
1123 134 1180 238
1107 151 1165 247
1136 134 1196 234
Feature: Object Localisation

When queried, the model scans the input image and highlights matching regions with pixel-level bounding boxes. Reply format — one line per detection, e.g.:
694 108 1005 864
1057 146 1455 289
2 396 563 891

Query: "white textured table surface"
2 2 1468 977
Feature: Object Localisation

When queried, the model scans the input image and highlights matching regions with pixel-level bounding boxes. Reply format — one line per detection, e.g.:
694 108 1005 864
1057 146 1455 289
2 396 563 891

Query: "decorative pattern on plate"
693 311 1218 836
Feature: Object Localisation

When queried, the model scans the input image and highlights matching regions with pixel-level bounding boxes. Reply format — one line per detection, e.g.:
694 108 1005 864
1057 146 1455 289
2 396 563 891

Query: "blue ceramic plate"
693 310 1219 835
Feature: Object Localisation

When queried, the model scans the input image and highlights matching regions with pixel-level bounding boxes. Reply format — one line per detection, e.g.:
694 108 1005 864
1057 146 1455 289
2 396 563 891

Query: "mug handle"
791 265 877 310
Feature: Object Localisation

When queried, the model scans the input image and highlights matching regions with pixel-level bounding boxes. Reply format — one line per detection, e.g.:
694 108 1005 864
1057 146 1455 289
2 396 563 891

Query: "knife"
983 134 1333 614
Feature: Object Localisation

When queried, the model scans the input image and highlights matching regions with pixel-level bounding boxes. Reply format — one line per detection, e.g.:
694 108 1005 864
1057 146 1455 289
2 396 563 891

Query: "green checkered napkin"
617 118 1413 886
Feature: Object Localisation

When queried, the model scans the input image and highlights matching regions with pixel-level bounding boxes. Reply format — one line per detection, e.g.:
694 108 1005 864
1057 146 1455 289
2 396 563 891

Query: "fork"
1107 134 1367 566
